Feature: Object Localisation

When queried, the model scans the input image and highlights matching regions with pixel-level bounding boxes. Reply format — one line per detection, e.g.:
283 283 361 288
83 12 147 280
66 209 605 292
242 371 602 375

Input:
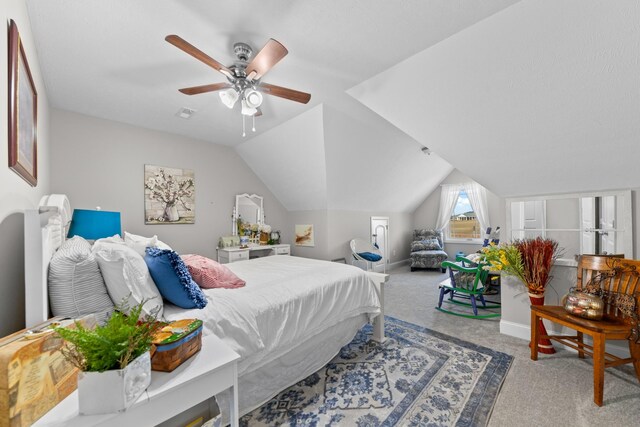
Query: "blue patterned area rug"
240 316 513 427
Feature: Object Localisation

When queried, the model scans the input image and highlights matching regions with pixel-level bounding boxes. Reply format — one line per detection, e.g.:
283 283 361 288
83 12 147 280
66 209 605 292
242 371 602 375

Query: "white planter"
78 351 151 415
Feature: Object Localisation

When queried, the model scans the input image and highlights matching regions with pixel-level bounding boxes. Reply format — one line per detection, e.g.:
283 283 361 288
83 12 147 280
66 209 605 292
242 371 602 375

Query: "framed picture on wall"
8 20 38 187
144 164 195 224
295 224 314 247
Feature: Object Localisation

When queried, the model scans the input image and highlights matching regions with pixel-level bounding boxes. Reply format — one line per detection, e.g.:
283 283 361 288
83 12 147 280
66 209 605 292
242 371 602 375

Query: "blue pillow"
144 248 207 309
358 251 382 262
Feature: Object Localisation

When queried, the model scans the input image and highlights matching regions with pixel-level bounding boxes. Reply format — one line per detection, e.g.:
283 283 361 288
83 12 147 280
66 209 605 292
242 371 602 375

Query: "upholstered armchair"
409 229 448 272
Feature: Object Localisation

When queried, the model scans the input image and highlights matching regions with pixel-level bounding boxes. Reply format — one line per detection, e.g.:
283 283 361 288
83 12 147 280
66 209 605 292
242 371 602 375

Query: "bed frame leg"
366 272 389 343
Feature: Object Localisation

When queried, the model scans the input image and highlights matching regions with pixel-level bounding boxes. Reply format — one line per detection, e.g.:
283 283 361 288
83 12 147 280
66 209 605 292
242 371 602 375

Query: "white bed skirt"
217 314 368 420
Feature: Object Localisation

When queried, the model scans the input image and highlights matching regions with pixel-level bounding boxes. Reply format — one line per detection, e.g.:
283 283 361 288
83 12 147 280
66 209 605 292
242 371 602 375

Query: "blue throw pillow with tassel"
144 248 207 309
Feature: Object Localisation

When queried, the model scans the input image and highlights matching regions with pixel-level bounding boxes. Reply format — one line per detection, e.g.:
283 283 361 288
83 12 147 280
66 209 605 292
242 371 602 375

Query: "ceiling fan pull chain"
242 115 246 137
252 115 256 132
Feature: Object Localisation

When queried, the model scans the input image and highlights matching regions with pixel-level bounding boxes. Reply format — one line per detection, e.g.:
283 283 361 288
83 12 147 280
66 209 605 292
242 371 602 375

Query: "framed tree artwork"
144 165 195 224
8 20 38 186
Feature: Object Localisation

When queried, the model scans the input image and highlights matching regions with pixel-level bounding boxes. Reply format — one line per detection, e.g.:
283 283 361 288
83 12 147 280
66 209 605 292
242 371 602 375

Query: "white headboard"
24 195 71 328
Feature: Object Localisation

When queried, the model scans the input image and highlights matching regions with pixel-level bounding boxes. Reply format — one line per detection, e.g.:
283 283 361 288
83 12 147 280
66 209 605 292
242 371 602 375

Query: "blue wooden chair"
436 255 500 319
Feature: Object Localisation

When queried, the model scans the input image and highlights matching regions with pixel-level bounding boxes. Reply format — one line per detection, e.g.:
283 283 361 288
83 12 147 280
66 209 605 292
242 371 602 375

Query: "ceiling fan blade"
245 39 288 81
254 107 263 117
166 35 234 79
178 82 232 95
260 83 311 104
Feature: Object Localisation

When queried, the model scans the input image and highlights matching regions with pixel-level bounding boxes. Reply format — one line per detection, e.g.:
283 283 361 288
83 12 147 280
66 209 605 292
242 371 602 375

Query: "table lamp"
67 208 121 240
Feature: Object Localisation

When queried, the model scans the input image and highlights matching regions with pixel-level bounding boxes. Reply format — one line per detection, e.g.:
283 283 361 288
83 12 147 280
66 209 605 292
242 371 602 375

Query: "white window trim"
444 187 483 243
505 189 633 266
444 236 484 244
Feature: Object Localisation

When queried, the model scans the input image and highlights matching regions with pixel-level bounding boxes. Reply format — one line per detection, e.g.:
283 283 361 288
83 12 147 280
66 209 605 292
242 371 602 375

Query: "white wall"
0 0 52 336
237 102 428 264
288 209 413 265
49 109 289 258
236 102 453 214
288 210 329 260
236 106 328 211
412 169 505 258
289 210 412 267
321 103 452 213
633 189 639 258
326 211 412 266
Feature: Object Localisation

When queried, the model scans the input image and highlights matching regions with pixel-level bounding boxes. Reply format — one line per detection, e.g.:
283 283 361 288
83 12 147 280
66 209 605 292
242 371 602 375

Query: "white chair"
350 238 385 273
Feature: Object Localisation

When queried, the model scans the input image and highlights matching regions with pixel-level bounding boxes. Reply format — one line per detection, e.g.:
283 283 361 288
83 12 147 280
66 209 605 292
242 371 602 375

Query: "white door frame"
371 216 389 273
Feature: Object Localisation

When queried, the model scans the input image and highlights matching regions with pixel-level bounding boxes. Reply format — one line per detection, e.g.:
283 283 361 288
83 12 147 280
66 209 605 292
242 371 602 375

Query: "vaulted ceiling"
26 0 521 212
28 1 638 212
26 0 519 146
236 103 453 212
349 0 640 197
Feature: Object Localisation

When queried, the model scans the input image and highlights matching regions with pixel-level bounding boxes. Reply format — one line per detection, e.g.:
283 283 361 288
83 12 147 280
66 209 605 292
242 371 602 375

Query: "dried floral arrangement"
55 301 160 372
481 237 561 295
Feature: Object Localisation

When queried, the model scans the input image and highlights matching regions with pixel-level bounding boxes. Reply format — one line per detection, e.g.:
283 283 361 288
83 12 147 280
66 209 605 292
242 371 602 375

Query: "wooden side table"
34 334 240 427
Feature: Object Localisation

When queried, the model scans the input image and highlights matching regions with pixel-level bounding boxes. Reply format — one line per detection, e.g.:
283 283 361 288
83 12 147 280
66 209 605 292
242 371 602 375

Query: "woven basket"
151 319 203 372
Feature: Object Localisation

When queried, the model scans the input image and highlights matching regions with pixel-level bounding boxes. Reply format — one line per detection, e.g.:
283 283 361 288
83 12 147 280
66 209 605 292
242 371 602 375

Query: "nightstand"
34 334 240 427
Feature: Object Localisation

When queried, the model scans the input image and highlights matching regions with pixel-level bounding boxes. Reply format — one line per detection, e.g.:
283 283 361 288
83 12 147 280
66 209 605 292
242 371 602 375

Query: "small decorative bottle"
236 215 243 236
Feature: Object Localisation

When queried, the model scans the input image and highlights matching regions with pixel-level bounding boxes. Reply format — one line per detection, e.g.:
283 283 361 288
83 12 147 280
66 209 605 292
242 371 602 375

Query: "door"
599 195 616 254
523 201 545 238
581 196 617 255
371 217 389 272
511 200 545 240
581 197 596 254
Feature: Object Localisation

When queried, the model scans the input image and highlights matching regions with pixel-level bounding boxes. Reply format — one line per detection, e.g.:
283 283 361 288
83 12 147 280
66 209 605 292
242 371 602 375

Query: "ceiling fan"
166 35 311 128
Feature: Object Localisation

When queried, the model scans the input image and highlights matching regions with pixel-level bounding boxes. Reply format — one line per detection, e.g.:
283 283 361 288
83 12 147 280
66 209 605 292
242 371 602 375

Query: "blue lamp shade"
67 209 121 240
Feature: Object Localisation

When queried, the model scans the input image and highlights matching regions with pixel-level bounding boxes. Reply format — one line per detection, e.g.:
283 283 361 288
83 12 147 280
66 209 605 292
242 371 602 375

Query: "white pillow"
124 231 172 256
92 240 164 319
95 234 125 245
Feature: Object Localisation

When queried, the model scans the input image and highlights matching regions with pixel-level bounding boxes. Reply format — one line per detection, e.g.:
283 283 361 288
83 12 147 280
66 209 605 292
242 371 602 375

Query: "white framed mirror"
506 190 633 266
233 193 263 235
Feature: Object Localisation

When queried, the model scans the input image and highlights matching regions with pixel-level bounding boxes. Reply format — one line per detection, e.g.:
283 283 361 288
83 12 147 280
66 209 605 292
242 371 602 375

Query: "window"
507 190 633 266
436 182 489 243
447 190 481 240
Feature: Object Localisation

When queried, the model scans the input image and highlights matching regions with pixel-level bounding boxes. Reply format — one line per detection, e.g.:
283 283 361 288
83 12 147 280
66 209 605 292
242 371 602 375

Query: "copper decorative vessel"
562 288 604 320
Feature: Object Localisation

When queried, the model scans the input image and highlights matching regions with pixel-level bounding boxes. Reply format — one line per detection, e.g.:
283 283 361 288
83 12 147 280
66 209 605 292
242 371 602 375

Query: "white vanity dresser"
217 244 290 264
219 193 290 264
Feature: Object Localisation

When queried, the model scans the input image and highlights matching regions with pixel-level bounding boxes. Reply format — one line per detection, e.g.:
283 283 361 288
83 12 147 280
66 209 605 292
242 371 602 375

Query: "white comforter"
163 255 381 376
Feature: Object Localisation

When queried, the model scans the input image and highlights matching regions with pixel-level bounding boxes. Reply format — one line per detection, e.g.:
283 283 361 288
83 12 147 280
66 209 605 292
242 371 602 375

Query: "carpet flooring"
384 266 640 427
240 317 512 426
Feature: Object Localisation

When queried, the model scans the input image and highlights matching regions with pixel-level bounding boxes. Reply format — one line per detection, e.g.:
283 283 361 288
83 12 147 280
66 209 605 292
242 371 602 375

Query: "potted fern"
55 301 160 415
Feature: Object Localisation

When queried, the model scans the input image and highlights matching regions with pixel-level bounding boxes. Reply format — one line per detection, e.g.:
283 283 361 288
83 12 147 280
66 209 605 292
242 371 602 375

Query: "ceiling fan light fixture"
241 99 258 116
219 88 239 109
166 34 310 136
244 89 263 109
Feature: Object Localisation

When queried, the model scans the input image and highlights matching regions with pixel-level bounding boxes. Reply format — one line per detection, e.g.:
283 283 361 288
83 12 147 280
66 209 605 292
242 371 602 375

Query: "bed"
24 203 387 418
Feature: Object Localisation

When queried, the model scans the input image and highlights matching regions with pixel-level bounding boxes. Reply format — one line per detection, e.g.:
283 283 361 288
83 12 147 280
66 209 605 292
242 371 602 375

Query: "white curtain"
464 181 490 233
435 184 460 231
